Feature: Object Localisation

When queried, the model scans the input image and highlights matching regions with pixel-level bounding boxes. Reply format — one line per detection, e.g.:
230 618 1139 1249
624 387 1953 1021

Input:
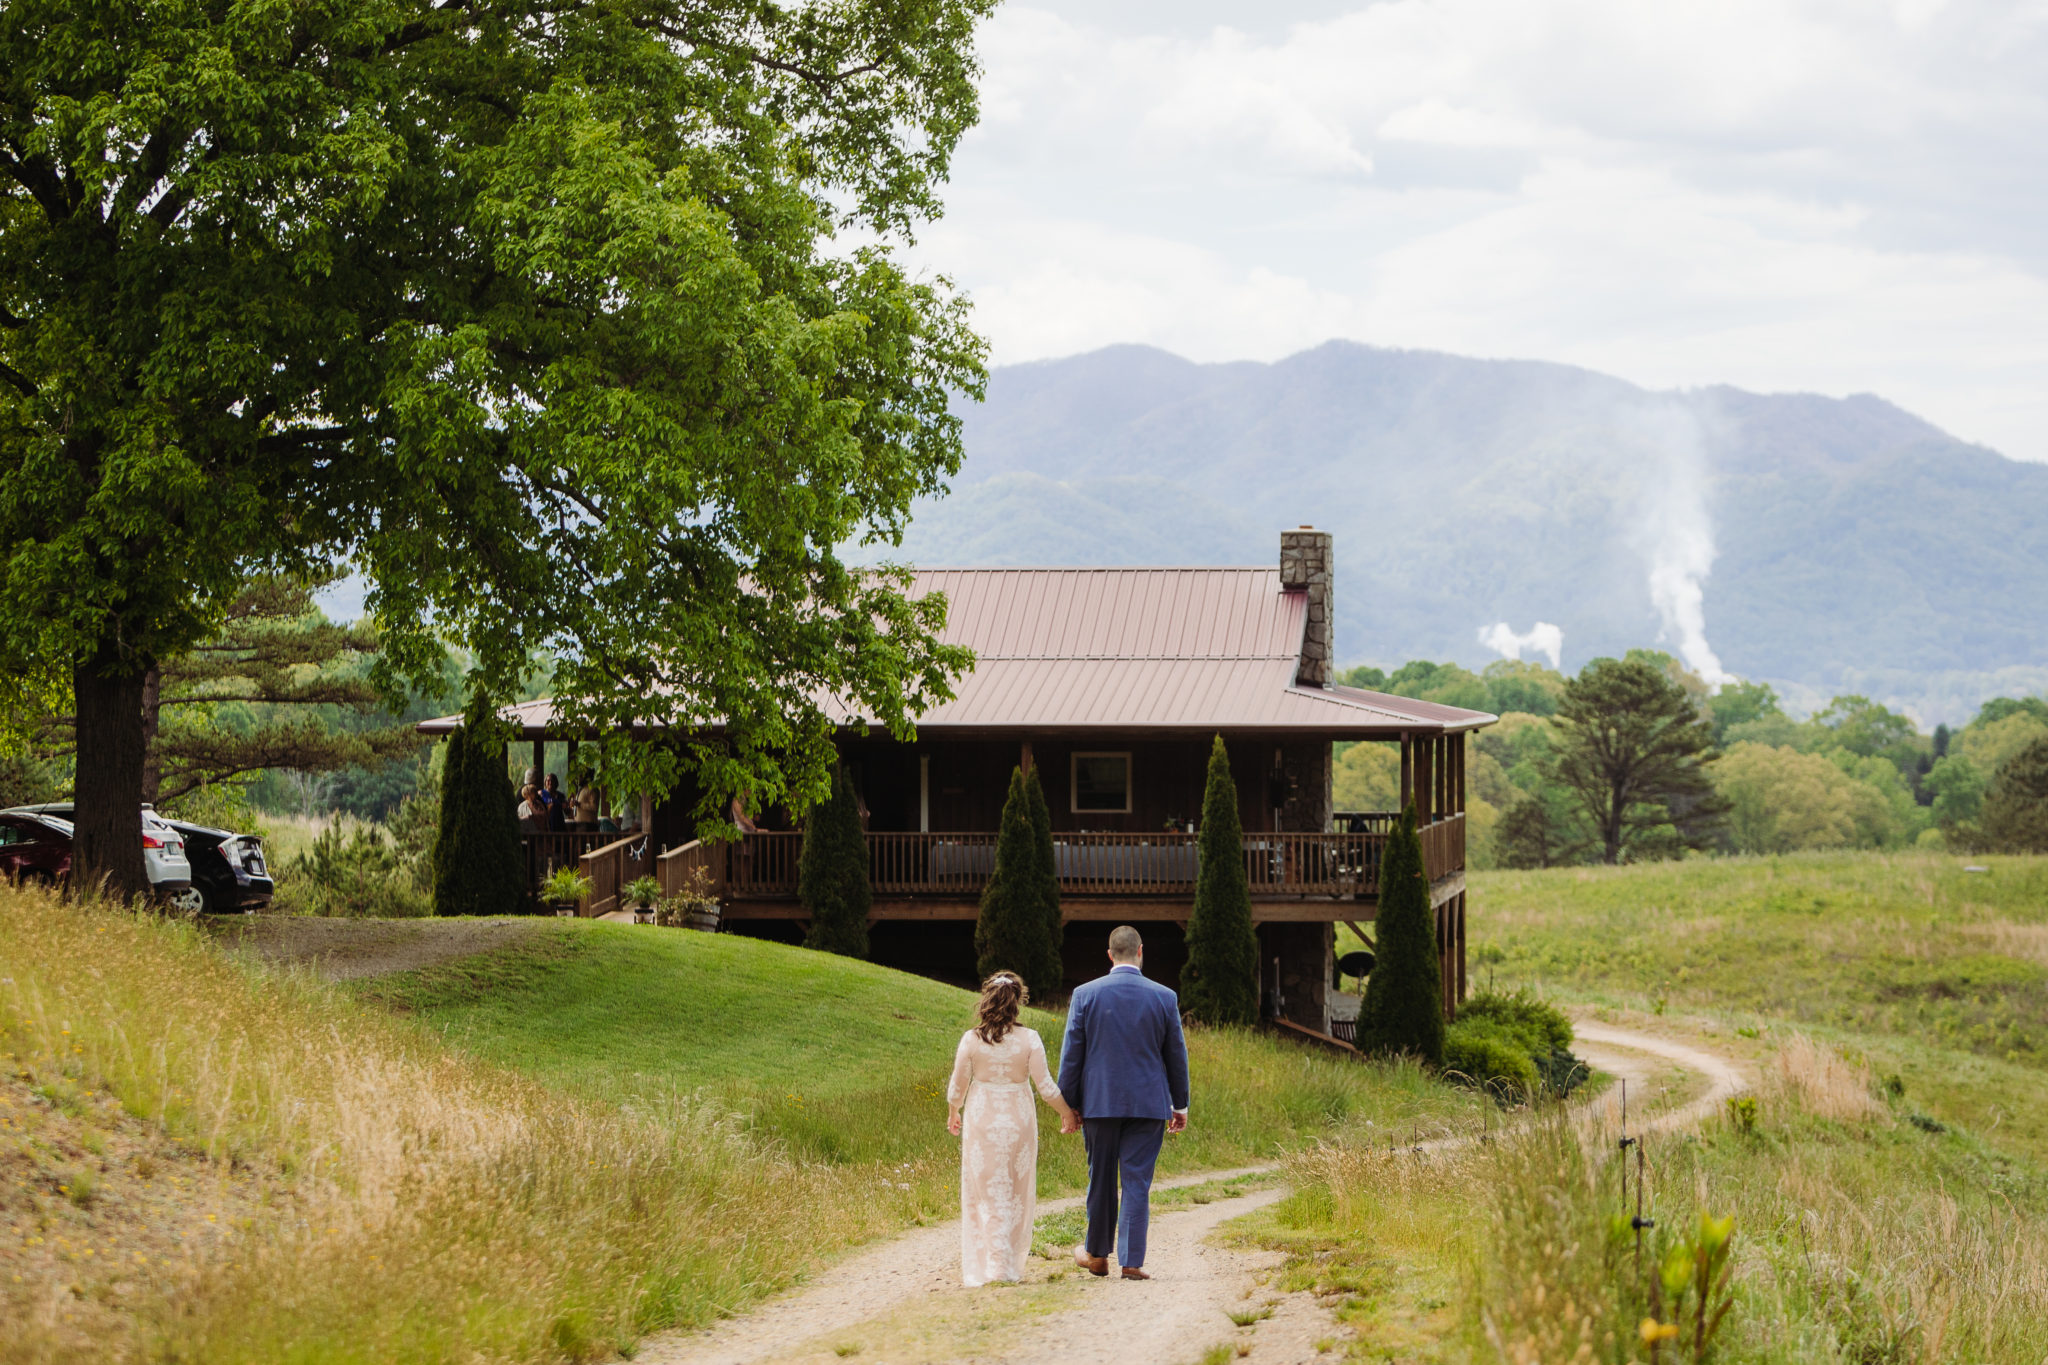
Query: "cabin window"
1071 752 1132 813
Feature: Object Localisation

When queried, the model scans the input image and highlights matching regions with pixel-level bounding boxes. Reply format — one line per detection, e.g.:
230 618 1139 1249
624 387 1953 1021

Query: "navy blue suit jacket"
1057 966 1191 1120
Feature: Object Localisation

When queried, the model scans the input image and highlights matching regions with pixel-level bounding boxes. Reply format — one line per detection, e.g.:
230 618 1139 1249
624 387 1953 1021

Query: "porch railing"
577 833 652 917
715 824 1463 902
565 813 1463 913
522 831 611 890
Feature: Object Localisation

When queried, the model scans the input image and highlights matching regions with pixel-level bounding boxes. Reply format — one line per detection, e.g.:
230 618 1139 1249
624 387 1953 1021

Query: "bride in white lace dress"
946 972 1078 1287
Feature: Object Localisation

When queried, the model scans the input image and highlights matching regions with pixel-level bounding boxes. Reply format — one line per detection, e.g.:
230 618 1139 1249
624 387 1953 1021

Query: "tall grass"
1271 1032 2048 1364
0 888 928 1363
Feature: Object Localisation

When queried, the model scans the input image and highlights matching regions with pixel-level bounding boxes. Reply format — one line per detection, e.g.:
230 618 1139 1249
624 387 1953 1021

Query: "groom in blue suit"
1057 924 1191 1280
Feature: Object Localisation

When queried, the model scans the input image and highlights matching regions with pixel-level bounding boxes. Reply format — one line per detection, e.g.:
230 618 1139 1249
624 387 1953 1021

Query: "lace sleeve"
946 1030 975 1108
1026 1030 1062 1102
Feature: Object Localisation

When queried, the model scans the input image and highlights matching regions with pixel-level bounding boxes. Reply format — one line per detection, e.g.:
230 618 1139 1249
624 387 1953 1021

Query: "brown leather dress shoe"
1121 1266 1151 1280
1074 1247 1109 1277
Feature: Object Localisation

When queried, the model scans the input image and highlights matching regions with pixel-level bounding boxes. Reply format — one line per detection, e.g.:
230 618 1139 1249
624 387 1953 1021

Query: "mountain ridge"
883 341 2048 723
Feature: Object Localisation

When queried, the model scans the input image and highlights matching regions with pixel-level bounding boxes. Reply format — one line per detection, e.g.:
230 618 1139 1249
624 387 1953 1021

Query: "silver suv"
3 803 194 906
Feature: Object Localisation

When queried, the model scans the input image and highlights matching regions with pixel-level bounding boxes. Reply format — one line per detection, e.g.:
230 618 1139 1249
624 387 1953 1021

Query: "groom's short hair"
1107 925 1143 961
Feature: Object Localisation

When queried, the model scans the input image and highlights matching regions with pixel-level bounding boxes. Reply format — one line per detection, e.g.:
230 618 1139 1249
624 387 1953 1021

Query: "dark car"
0 811 73 887
0 803 270 913
164 820 273 915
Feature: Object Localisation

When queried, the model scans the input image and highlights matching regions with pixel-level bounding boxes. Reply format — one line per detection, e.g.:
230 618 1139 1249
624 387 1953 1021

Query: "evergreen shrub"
1358 804 1443 1064
1182 735 1259 1026
1023 763 1064 981
975 767 1063 997
800 766 871 957
431 696 528 917
1980 736 2048 853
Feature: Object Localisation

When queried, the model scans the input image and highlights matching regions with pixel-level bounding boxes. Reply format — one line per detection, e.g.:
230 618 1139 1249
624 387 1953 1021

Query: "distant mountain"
882 343 2048 724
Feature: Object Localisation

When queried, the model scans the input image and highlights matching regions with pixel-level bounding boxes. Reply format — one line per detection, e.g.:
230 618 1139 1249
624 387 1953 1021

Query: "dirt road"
637 1021 1749 1365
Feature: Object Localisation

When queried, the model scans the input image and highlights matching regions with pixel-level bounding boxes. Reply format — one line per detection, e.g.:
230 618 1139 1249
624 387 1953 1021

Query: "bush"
1443 989 1583 1099
799 766 870 957
432 697 527 917
1183 734 1259 1026
975 766 1063 998
1358 805 1443 1065
272 822 431 918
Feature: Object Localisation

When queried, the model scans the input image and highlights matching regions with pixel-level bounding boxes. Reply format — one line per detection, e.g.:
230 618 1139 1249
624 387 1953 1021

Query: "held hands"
1059 1110 1082 1135
947 1110 962 1137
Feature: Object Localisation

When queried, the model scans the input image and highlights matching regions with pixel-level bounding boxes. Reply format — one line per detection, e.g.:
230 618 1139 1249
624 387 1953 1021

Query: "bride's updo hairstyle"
975 972 1028 1045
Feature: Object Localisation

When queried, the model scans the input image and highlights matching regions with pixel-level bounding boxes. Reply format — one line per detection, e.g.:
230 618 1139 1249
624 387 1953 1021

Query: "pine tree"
1979 736 2048 853
432 695 527 917
975 767 1062 996
801 767 871 958
1023 763 1065 991
1358 804 1444 1065
1182 735 1259 1026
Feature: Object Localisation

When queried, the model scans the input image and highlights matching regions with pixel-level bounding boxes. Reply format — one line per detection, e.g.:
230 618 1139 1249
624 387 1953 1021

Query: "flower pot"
632 907 657 924
549 899 579 918
684 911 721 933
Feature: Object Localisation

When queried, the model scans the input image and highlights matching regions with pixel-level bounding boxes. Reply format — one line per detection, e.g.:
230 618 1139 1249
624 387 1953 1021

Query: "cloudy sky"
913 0 2048 462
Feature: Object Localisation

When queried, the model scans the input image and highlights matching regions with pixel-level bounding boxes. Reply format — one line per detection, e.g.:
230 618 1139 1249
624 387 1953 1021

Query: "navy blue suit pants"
1082 1116 1166 1268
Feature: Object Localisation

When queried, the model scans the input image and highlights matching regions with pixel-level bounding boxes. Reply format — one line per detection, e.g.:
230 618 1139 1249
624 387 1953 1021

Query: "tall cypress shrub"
432 694 527 917
1359 804 1444 1064
800 766 871 957
976 768 1062 996
1182 735 1259 1026
1023 764 1065 989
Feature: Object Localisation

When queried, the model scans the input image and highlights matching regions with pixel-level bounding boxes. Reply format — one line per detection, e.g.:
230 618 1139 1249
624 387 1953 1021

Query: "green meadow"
1290 852 2048 1363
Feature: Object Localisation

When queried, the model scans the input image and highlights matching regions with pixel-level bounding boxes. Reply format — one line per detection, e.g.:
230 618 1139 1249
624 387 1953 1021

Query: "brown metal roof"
417 567 1496 739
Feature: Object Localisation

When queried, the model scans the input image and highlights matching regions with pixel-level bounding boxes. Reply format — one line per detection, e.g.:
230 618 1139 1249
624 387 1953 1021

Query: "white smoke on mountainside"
1478 621 1564 670
1626 401 1734 689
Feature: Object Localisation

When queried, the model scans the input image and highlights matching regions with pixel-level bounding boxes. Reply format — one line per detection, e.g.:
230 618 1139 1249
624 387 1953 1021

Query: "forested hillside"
893 342 2048 722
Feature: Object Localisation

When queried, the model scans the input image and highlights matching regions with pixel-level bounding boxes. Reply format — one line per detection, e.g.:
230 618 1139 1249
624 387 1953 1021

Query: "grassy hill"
3 898 1488 1364
360 920 1484 1177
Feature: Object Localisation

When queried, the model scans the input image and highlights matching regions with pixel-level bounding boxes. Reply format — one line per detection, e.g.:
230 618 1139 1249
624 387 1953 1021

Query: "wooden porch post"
1412 733 1434 826
529 737 545 788
1020 740 1034 775
1399 735 1413 812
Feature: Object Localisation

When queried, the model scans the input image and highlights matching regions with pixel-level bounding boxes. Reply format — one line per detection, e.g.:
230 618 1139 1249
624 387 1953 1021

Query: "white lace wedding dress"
947 1026 1063 1286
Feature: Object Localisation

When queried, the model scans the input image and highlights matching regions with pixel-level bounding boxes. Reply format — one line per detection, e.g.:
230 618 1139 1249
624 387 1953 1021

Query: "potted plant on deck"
540 867 593 918
655 867 722 932
623 875 664 924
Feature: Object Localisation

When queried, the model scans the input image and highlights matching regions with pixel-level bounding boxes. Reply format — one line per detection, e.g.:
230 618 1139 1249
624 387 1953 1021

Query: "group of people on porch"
515 771 624 835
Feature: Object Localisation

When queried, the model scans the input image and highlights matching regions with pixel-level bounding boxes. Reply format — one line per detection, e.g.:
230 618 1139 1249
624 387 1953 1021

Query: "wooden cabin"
419 529 1495 1032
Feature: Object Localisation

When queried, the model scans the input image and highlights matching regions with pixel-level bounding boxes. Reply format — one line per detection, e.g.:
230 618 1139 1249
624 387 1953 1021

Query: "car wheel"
167 886 205 915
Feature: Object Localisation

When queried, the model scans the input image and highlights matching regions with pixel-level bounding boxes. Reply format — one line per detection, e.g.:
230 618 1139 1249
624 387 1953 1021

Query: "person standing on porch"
1057 925 1190 1280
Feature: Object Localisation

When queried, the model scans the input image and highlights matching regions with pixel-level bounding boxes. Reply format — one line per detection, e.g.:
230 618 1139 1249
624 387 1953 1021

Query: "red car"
0 811 73 886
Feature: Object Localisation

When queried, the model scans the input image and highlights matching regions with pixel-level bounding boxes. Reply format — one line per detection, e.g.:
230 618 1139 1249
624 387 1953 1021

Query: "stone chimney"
1279 525 1333 687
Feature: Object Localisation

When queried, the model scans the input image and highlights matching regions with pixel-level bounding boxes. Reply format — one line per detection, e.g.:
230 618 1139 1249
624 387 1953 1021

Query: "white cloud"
924 0 2048 460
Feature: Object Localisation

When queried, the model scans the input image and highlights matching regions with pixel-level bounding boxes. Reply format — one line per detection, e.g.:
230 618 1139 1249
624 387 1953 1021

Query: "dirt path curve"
637 1024 1750 1365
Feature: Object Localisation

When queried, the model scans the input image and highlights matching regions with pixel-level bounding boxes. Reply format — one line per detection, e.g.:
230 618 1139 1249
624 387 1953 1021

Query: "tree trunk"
74 649 152 902
139 663 162 806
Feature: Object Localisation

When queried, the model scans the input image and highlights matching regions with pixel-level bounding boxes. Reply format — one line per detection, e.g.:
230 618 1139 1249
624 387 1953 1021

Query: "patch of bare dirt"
208 916 541 982
1 1069 284 1362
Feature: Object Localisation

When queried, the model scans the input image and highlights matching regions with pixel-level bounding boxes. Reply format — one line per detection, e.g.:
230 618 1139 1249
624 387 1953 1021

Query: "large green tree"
1552 657 1725 864
1183 735 1258 1026
1979 736 2048 853
0 0 990 899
